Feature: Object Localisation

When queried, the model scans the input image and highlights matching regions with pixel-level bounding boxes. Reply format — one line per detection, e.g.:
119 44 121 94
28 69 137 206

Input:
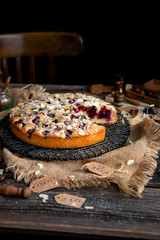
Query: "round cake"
9 93 117 148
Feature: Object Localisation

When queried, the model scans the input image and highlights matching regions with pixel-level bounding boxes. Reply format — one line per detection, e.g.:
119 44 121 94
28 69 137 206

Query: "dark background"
0 1 160 86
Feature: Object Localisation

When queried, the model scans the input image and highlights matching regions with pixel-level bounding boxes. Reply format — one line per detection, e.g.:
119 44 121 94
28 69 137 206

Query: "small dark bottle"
113 74 125 107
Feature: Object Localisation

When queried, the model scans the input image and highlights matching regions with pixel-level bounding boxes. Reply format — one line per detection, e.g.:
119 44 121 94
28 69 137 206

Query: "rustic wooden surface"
0 84 160 240
0 160 160 240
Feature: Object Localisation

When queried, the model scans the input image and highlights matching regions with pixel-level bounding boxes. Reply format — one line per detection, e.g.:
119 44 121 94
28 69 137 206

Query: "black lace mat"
0 110 130 161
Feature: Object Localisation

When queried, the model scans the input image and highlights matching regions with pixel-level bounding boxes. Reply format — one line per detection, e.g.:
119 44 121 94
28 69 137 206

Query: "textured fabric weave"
0 86 160 197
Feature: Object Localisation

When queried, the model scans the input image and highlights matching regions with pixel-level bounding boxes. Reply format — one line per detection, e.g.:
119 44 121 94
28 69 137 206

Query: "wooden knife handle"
0 185 31 198
2 76 11 92
124 96 141 106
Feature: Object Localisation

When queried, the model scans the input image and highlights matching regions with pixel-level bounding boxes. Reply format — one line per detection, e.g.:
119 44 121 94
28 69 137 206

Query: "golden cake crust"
10 121 105 148
9 93 117 148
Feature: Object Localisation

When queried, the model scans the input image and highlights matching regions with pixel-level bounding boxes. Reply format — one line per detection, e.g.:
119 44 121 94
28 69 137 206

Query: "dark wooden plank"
0 181 160 220
0 175 160 239
15 57 23 83
29 56 36 83
1 58 9 81
0 177 159 239
0 32 83 58
0 211 160 240
47 56 56 84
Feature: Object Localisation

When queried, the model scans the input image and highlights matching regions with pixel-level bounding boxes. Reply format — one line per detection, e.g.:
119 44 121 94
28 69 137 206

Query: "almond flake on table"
37 163 43 169
127 159 135 165
39 193 49 203
35 170 40 175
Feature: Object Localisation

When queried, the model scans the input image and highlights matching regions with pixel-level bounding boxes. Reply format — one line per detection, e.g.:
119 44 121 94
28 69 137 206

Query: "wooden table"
0 84 160 240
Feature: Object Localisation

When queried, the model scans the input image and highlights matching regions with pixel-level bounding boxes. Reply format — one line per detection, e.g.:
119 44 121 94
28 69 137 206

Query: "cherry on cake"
9 93 117 149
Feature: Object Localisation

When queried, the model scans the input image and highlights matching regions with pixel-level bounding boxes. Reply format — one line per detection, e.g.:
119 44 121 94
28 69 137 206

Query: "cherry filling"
54 126 62 131
64 120 71 126
65 130 72 139
14 119 26 127
32 116 40 125
97 107 111 120
39 108 45 112
27 128 35 137
54 119 59 123
42 130 49 136
75 105 111 120
77 105 96 119
78 114 86 120
14 119 23 125
86 106 97 118
33 111 38 115
78 105 86 112
79 123 86 129
70 114 78 120
68 99 75 104
47 113 55 118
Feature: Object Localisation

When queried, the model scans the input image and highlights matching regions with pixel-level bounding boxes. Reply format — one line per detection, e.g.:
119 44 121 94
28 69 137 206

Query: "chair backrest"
0 32 83 84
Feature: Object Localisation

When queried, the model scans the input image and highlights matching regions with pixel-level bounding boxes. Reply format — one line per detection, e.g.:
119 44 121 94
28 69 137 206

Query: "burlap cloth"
0 85 160 197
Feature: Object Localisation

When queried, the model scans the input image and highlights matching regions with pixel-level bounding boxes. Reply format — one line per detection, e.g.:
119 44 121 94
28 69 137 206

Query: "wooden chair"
0 32 83 84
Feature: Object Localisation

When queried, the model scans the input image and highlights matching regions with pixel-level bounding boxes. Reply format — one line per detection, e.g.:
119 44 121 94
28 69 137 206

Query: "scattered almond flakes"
35 170 40 175
84 206 94 209
69 175 75 180
55 132 61 137
61 132 66 138
127 159 135 165
39 193 49 203
78 130 85 136
67 125 72 130
37 163 43 169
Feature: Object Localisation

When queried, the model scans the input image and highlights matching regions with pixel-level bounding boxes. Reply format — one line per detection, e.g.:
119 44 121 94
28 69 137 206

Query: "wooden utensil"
124 96 141 106
0 185 31 198
1 76 11 92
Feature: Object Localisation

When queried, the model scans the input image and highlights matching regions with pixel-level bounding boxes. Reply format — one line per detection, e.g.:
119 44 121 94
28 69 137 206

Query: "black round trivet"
0 110 130 161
